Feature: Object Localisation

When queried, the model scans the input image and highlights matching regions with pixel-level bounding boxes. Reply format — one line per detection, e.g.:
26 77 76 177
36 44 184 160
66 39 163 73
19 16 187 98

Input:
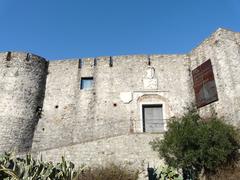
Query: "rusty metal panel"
192 59 218 108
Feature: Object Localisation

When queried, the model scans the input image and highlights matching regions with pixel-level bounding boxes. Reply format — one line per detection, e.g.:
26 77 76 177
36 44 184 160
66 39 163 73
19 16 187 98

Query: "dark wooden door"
142 105 164 132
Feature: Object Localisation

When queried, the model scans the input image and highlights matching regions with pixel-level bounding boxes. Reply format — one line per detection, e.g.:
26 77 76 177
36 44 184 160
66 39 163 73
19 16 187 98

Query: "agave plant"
0 152 79 180
49 156 77 180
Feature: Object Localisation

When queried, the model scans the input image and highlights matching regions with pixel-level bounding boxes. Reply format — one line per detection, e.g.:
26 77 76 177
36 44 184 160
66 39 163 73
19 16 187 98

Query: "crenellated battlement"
75 54 189 71
0 51 47 63
0 51 194 70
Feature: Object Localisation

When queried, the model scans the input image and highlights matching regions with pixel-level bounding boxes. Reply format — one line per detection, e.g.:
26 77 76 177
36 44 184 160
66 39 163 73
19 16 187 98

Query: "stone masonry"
0 28 239 178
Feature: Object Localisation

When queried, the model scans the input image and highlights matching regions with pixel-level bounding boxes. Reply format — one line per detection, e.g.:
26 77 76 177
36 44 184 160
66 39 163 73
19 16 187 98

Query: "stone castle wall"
32 54 193 151
35 134 163 176
190 29 240 125
0 52 48 153
0 28 239 179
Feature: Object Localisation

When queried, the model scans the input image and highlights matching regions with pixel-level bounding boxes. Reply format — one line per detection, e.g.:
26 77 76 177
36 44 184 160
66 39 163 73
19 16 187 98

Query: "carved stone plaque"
146 67 155 79
143 66 158 90
143 78 158 90
120 92 133 104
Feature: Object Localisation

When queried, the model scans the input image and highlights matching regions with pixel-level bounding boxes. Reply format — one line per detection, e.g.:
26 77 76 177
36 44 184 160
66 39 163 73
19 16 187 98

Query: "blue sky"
0 0 239 59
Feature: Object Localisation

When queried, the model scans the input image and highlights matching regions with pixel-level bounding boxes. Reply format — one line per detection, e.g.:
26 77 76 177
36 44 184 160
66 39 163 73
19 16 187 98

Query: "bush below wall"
150 108 240 179
0 152 139 180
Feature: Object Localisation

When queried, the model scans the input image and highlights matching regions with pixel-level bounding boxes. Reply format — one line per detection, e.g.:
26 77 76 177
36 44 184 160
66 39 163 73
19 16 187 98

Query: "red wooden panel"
192 59 218 108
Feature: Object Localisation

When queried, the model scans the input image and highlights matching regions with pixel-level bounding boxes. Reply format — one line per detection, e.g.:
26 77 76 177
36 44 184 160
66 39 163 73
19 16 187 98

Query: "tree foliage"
150 109 240 178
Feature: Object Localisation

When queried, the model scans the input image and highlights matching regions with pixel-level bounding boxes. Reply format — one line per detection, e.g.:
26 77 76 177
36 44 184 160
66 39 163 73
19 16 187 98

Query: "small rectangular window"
80 77 93 90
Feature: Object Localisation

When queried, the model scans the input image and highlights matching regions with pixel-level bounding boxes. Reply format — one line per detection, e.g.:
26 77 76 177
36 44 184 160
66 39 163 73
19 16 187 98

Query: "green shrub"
150 109 240 179
148 165 183 180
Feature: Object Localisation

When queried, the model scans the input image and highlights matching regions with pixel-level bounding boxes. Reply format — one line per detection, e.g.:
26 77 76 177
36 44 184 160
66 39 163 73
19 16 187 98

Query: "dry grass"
207 166 240 180
77 163 139 180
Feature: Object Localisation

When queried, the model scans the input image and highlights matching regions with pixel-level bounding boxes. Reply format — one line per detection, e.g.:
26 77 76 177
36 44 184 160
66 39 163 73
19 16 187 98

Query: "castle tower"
0 52 48 153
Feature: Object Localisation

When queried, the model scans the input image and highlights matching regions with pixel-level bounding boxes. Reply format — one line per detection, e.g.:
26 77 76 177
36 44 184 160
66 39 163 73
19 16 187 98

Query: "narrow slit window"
80 77 93 90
